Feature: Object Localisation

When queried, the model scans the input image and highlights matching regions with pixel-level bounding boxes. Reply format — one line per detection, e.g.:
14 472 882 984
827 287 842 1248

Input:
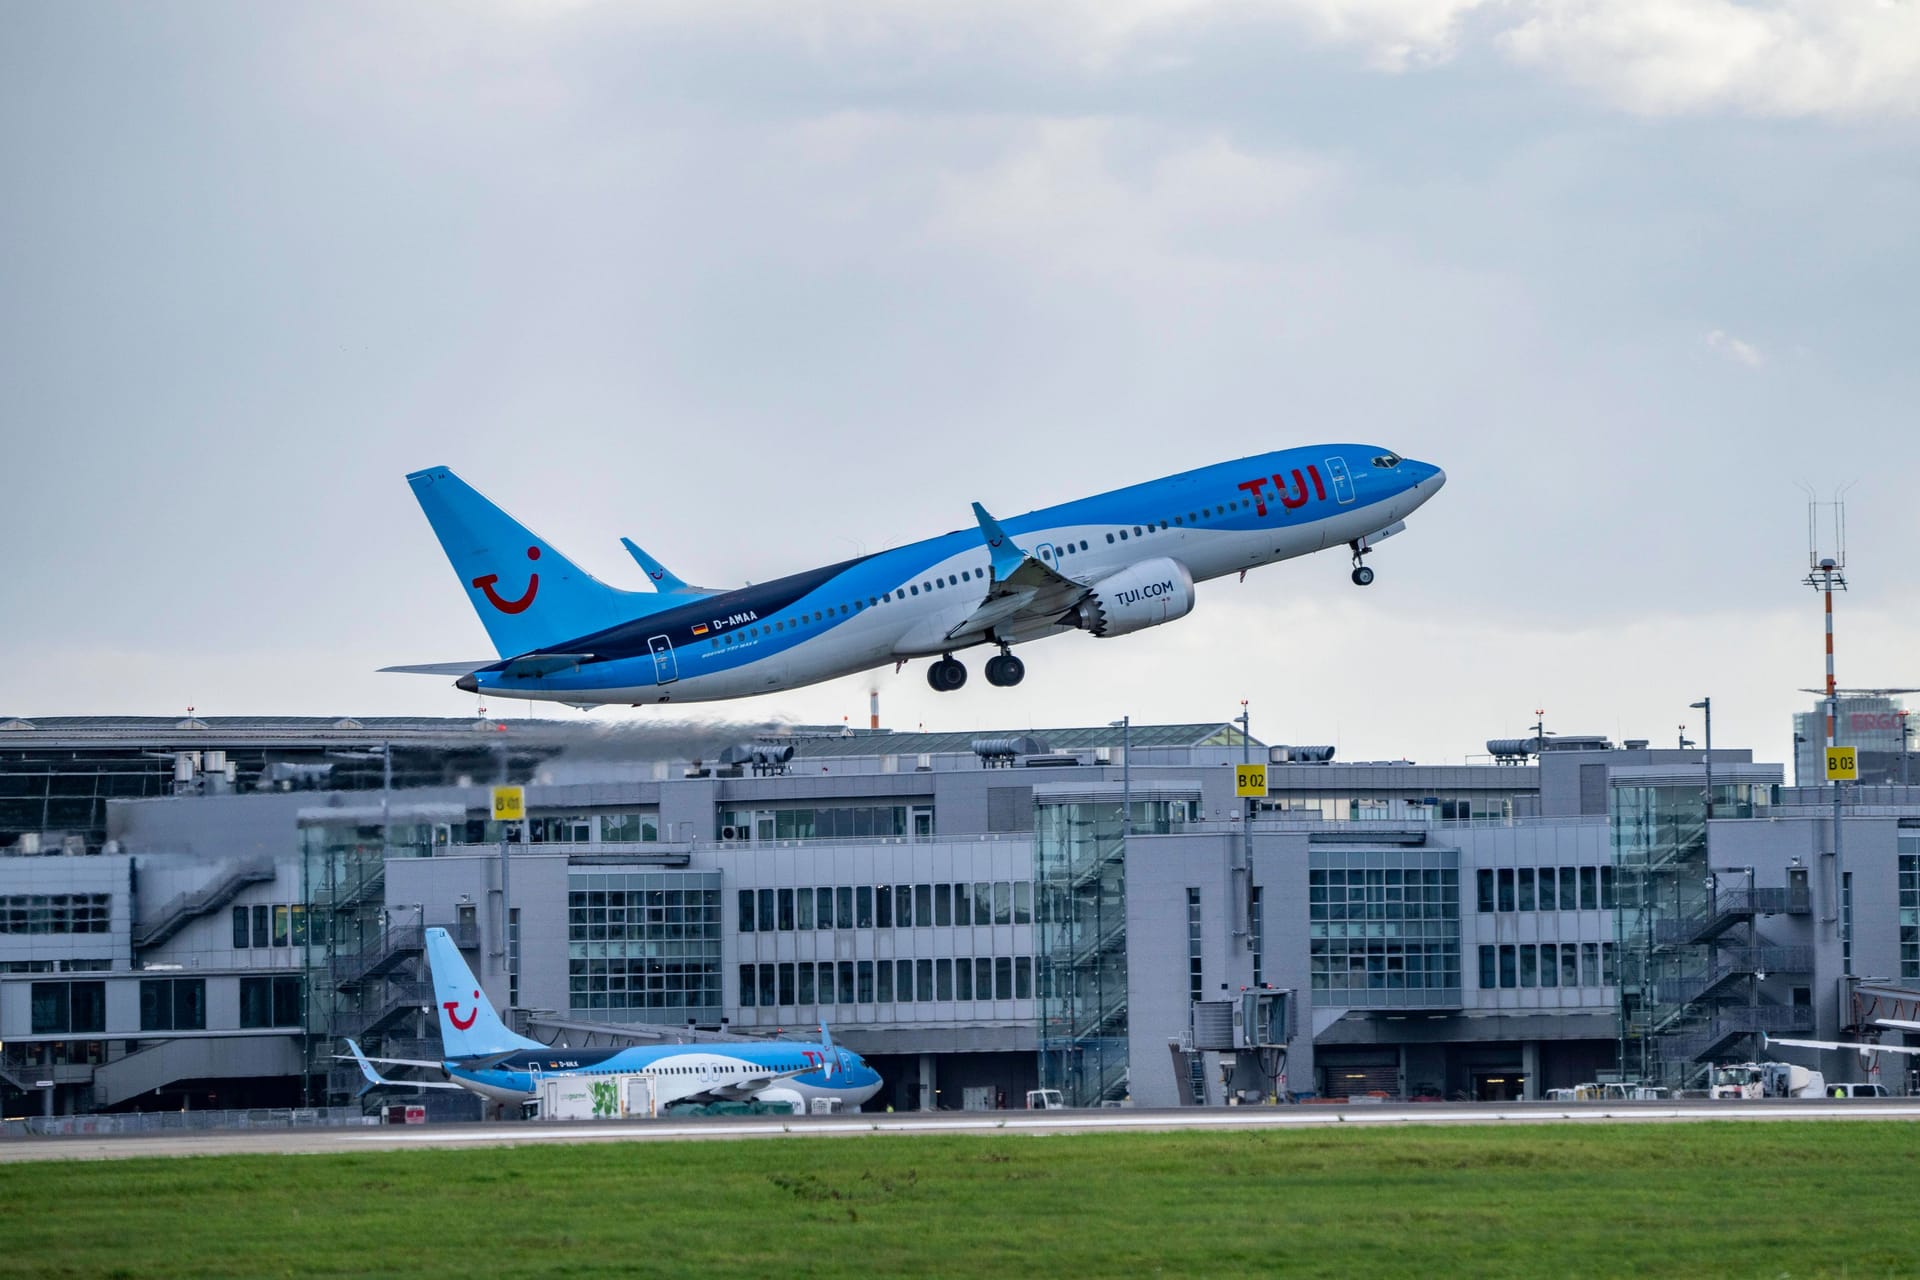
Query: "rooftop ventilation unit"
973 735 1049 768
1269 745 1335 764
720 743 794 776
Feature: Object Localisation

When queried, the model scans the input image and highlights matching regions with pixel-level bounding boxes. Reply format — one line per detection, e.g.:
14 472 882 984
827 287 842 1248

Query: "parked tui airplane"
343 928 883 1112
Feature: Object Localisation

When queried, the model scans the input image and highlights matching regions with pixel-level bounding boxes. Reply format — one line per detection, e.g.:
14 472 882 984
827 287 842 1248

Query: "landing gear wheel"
927 657 968 692
985 653 1026 687
1351 565 1375 587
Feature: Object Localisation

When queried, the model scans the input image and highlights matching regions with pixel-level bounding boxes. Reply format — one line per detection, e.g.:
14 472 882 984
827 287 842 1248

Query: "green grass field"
2 1122 1915 1278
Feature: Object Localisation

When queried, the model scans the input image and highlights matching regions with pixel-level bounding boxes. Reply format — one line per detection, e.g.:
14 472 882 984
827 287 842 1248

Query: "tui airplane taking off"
386 446 1445 707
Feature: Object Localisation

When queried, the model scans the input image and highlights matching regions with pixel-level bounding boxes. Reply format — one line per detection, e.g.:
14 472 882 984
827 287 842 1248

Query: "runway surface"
4 1099 1919 1163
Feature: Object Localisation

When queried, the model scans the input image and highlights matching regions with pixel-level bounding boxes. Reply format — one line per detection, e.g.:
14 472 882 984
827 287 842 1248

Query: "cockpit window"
1372 453 1401 468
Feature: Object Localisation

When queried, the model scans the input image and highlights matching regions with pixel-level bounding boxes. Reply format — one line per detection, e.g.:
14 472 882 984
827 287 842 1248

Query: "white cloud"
1498 0 1920 119
924 119 1333 275
1706 328 1765 367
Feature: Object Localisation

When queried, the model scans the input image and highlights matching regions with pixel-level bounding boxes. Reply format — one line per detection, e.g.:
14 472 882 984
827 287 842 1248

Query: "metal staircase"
1653 889 1798 947
133 860 276 950
1655 946 1813 1008
1657 1005 1814 1064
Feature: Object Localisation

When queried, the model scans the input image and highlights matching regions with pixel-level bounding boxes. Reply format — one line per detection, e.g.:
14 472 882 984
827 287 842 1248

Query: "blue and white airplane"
344 927 884 1112
387 445 1445 706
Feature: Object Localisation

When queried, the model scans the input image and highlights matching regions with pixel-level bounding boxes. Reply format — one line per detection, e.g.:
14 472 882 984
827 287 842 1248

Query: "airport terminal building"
3 714 1916 1115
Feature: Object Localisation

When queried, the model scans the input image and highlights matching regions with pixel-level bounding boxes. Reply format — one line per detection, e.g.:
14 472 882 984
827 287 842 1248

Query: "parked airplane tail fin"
425 927 545 1059
407 466 670 657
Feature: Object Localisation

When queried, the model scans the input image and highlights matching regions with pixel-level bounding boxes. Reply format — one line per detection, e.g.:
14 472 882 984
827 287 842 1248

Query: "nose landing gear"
1349 538 1376 587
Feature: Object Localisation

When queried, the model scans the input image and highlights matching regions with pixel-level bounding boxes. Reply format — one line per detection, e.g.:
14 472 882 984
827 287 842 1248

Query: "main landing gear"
927 655 968 692
984 649 1026 688
1349 538 1376 587
925 648 1026 692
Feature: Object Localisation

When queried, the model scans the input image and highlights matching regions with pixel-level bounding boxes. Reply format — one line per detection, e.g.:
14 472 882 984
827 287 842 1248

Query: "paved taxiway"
4 1100 1919 1163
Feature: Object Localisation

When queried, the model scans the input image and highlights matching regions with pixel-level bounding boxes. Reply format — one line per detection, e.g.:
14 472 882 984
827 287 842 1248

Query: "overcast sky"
2 1 1916 767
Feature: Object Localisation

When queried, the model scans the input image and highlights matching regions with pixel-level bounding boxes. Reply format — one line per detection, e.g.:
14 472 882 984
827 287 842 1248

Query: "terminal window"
0 893 110 934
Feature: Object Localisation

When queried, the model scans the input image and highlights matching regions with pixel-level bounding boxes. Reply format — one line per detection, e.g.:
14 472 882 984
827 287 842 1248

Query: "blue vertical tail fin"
407 466 666 657
425 927 544 1059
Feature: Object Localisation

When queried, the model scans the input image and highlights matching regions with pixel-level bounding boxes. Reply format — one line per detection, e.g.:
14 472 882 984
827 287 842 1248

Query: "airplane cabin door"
648 635 679 685
1324 457 1356 504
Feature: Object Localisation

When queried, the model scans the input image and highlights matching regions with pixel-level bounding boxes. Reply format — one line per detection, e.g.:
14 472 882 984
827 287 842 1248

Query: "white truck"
1025 1089 1066 1110
1709 1062 1826 1099
535 1072 660 1120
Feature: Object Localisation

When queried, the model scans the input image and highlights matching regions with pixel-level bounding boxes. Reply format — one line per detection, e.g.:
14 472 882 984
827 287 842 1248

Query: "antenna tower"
1801 488 1851 749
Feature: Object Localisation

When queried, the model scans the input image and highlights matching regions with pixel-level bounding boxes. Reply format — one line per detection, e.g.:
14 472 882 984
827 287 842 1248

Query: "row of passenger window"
1477 942 1616 990
738 881 1034 933
738 956 1034 1007
1103 498 1254 545
1475 866 1615 914
706 502 1259 648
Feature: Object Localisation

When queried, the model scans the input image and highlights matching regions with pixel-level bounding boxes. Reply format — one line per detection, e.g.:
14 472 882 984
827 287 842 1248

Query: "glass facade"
1901 835 1919 981
1037 793 1194 1108
568 871 722 1023
1308 851 1461 1007
302 815 444 1100
718 804 915 842
1612 777 1786 1089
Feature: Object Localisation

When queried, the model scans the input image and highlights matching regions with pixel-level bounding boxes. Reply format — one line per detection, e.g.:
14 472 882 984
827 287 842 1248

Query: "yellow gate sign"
492 785 525 821
1233 763 1268 798
1825 748 1858 782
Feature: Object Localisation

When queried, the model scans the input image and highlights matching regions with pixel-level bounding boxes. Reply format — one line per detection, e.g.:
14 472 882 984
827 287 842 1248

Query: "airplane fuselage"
448 1041 883 1108
444 444 1444 706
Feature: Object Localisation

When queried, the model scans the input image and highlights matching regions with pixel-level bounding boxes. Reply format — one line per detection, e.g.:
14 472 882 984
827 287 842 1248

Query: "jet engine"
1064 557 1196 638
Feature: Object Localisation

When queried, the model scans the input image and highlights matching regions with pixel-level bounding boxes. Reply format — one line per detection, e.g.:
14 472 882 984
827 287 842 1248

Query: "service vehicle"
1709 1061 1826 1099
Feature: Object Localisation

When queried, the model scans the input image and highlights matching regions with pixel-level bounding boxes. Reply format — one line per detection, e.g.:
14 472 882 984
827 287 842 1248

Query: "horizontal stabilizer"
381 661 495 677
500 653 597 680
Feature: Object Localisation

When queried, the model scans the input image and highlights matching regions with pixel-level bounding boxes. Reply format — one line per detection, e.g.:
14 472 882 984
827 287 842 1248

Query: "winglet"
820 1019 839 1080
971 503 1027 583
344 1038 386 1098
621 538 691 593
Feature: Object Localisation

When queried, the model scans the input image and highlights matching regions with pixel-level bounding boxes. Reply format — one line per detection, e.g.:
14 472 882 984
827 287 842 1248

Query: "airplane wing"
338 1039 469 1097
693 1064 815 1104
335 1052 447 1070
1765 1034 1920 1057
942 503 1090 644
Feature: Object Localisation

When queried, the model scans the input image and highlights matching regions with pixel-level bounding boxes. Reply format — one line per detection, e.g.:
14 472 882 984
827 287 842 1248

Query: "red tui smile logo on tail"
472 547 541 614
444 990 481 1031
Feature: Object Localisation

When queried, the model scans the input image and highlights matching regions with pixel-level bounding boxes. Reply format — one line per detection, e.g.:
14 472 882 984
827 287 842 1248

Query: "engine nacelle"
1066 557 1196 638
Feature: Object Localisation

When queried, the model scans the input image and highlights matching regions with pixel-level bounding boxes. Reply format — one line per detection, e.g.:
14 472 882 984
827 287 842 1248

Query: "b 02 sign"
1233 764 1268 798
